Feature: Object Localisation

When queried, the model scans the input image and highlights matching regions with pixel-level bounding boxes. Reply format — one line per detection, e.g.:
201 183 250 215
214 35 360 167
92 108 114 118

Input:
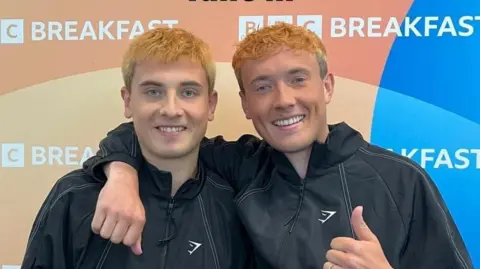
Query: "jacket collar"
271 122 366 180
139 159 206 200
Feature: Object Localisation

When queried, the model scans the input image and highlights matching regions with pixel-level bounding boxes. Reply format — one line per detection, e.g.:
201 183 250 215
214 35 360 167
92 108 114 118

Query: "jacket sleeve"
21 186 71 269
82 121 264 191
82 122 142 183
399 169 473 269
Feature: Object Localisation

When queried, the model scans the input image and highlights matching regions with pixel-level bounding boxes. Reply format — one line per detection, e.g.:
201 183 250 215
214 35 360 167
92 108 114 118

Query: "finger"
330 237 359 253
91 206 107 234
123 218 145 246
351 206 378 242
130 235 143 255
110 220 129 244
326 249 350 268
323 261 346 269
99 215 118 240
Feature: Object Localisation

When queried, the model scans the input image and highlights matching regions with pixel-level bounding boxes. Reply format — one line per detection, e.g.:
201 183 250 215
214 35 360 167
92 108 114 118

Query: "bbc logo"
2 266 20 269
0 19 25 44
238 15 322 40
1 143 25 167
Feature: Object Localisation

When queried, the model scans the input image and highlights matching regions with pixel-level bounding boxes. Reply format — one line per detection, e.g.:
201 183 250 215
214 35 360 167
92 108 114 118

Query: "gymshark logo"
318 210 336 223
188 240 202 255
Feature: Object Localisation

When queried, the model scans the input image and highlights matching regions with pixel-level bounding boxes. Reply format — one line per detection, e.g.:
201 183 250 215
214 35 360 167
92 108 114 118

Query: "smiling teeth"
274 116 305 126
159 127 185 132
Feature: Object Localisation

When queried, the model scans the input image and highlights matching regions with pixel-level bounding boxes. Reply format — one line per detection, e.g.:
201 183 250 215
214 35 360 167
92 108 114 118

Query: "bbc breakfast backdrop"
0 0 479 267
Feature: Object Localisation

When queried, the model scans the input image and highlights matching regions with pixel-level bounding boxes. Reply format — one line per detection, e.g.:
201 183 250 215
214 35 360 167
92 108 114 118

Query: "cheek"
187 102 210 123
246 97 270 119
131 102 158 120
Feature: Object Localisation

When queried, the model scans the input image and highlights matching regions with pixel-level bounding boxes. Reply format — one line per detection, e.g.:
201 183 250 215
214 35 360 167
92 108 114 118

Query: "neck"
284 147 312 179
142 146 199 196
285 125 330 179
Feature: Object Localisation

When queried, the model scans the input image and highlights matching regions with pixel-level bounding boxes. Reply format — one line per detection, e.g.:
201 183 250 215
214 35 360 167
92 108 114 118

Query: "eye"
292 76 306 84
182 88 197 98
256 85 272 92
147 89 162 96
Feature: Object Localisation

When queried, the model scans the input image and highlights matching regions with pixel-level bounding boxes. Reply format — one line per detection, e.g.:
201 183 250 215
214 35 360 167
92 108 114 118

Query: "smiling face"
239 47 334 153
120 27 217 162
122 58 217 160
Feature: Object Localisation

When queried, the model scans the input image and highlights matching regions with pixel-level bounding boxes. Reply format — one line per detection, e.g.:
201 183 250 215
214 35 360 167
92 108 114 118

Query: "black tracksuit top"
21 160 253 269
82 122 473 269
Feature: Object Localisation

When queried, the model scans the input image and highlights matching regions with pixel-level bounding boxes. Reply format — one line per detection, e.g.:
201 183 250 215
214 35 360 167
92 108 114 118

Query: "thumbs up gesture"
324 206 393 269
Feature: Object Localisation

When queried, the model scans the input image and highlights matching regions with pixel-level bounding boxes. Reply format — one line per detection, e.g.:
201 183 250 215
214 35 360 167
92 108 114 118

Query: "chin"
268 138 313 154
154 149 192 159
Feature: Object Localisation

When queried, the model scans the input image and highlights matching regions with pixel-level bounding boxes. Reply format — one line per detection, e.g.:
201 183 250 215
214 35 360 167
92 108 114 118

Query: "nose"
273 83 296 110
160 91 183 117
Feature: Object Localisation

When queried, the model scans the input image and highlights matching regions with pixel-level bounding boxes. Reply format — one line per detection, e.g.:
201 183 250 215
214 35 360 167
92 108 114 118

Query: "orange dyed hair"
122 27 215 92
232 22 328 91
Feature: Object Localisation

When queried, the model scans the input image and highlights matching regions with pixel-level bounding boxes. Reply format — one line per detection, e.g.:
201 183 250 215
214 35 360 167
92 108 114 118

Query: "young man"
83 23 473 269
20 27 252 269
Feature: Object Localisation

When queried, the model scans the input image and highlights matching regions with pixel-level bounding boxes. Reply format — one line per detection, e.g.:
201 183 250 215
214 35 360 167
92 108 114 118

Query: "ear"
323 73 335 104
121 87 133 119
207 90 218 121
239 91 251 120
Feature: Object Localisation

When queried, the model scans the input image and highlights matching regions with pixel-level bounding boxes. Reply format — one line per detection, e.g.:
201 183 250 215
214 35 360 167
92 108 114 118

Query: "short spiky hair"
232 22 328 91
122 27 216 91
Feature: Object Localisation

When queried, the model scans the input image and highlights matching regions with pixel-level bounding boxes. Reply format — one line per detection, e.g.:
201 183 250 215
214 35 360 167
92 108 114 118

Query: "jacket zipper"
160 198 175 269
278 180 306 265
289 180 306 232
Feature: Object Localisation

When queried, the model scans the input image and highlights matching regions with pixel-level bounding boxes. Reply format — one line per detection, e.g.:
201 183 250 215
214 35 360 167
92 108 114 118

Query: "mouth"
272 115 305 127
155 126 187 133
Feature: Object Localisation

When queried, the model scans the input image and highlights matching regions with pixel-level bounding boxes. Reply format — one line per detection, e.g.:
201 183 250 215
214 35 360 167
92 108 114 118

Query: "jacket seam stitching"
338 163 355 237
358 147 468 269
355 150 407 234
235 178 273 206
198 194 220 269
95 241 112 269
26 175 95 250
206 176 234 192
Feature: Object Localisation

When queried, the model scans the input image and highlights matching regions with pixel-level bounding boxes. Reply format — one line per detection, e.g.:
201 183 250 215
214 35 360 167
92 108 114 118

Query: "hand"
324 206 393 269
91 162 146 255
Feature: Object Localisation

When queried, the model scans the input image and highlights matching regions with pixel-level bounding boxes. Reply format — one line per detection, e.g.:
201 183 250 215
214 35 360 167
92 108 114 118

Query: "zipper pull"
167 199 175 216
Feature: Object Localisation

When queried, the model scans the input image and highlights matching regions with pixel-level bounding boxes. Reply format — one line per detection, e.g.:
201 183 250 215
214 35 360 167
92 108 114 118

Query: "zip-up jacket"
84 121 474 269
21 160 253 269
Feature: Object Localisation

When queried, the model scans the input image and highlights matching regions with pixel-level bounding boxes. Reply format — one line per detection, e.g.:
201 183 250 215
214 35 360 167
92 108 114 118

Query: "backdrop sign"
0 0 478 267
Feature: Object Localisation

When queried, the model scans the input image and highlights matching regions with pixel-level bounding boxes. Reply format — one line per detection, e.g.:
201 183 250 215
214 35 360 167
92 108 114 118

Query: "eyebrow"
249 67 310 85
139 80 203 88
287 67 310 75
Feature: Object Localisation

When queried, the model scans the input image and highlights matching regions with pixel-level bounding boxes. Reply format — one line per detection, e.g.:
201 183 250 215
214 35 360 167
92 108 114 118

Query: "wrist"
105 162 138 185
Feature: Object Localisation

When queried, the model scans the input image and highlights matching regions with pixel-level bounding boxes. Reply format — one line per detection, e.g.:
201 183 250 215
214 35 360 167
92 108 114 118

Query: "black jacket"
21 160 253 269
84 122 474 269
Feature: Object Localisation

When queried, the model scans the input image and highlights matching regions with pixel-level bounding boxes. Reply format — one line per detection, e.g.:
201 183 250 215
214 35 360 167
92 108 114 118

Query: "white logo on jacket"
318 210 336 223
188 240 202 255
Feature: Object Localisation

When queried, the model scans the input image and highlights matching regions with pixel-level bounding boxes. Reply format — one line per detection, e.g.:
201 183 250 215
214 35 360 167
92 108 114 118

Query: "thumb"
130 234 143 255
351 206 377 242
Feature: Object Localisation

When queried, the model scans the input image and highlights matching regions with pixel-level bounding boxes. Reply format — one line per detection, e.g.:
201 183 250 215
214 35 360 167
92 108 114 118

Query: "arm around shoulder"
199 134 264 190
82 121 142 182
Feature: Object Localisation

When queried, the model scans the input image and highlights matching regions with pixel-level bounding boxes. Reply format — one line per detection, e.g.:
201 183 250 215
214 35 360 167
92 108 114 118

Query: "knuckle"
110 236 122 244
346 255 359 268
136 215 146 224
123 237 135 246
99 231 110 239
353 241 363 253
325 249 333 259
122 213 134 222
91 225 100 233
